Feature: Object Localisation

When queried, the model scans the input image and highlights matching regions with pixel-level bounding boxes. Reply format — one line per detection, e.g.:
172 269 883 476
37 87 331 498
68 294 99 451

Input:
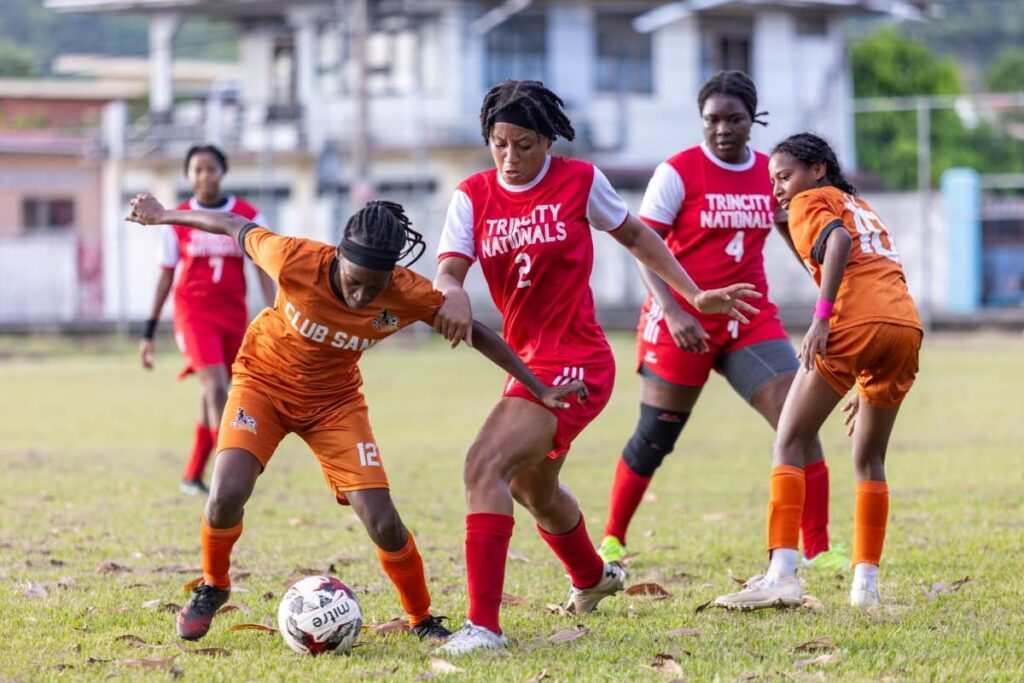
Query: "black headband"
493 104 553 139
339 237 398 272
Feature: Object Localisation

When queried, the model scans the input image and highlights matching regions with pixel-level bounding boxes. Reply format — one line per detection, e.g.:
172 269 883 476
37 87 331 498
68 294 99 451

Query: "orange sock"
377 532 431 626
852 480 889 566
767 465 805 552
200 518 242 589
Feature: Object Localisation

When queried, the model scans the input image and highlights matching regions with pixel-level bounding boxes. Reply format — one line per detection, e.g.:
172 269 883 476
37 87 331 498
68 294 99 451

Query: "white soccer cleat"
565 563 626 614
433 621 508 656
712 574 803 611
850 581 881 608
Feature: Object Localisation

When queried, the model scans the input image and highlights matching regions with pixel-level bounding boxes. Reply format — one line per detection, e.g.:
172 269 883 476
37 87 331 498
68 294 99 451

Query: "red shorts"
502 357 615 459
636 300 788 387
174 313 247 380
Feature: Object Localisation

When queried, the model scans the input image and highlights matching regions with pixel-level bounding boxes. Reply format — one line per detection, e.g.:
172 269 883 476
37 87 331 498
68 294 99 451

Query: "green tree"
0 39 37 76
986 47 1024 92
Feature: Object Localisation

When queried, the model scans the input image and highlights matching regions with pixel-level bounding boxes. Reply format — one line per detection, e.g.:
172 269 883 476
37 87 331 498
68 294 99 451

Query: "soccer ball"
277 575 362 655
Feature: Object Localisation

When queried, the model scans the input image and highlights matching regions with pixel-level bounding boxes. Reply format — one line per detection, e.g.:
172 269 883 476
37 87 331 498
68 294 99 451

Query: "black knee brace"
622 404 690 477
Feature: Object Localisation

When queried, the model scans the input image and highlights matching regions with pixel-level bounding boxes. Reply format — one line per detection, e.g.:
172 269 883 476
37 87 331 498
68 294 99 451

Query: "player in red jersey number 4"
431 80 761 655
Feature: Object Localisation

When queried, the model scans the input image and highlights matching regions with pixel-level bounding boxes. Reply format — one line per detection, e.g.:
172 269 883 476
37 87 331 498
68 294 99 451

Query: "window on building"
596 12 653 94
269 33 298 119
484 13 547 88
700 19 752 81
22 197 75 233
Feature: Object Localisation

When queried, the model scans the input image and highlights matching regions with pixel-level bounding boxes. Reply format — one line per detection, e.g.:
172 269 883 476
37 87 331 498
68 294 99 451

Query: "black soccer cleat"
176 583 230 641
409 615 452 641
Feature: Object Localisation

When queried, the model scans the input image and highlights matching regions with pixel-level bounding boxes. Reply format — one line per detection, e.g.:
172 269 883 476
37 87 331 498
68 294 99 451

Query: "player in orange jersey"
714 133 922 610
125 193 585 643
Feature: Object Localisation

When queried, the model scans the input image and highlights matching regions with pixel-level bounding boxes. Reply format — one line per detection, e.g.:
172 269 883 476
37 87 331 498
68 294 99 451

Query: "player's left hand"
841 395 860 436
693 283 761 324
124 193 168 226
537 380 588 410
800 318 830 372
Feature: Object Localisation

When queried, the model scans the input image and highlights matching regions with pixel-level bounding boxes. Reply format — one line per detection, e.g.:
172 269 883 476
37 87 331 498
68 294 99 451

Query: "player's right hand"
124 193 167 226
664 307 710 353
435 287 474 348
693 283 761 324
538 379 588 410
139 339 155 370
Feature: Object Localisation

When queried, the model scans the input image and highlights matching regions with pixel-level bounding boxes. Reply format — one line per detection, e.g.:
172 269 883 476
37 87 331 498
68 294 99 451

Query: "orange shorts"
815 322 922 408
218 382 389 504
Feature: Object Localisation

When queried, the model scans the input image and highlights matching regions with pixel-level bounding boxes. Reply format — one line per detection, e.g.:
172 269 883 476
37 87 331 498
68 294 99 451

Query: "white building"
45 0 930 325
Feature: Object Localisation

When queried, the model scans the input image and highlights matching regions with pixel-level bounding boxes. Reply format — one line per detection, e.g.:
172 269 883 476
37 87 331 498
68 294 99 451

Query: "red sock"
465 513 513 634
183 423 213 481
603 456 652 547
200 518 242 588
801 459 830 559
537 515 604 590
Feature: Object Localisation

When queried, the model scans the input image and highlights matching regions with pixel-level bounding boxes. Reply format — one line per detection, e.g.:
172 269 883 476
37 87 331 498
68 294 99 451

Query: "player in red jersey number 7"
431 80 761 655
599 72 842 571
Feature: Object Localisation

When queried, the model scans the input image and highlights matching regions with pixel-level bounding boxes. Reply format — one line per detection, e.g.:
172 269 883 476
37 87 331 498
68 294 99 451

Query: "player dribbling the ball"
432 79 762 655
713 133 922 611
125 194 583 644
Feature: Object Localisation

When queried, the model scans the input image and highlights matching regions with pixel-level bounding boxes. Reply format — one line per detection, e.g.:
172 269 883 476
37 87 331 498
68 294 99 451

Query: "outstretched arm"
126 193 251 241
610 215 761 323
467 320 587 409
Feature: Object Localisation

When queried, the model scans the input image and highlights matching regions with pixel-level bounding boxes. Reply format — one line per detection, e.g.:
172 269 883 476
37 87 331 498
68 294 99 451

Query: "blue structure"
941 168 982 314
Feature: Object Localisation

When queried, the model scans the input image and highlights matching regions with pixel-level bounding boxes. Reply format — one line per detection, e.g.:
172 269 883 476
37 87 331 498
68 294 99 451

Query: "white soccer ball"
277 575 362 655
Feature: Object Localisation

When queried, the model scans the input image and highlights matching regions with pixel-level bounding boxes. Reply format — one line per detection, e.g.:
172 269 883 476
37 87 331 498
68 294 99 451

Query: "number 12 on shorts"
357 442 380 467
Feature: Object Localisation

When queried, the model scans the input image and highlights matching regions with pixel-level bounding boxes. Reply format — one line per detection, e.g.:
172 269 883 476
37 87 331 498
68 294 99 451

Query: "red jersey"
438 156 629 367
639 143 778 316
159 195 264 324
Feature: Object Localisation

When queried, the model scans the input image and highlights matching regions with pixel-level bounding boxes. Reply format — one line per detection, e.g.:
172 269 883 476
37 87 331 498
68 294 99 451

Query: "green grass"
0 332 1022 681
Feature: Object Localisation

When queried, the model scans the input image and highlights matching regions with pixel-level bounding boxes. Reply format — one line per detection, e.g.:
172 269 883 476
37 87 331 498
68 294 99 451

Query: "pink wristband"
813 298 834 320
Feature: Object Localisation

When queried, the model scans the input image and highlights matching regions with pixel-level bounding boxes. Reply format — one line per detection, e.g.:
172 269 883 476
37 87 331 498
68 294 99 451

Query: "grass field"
1 331 1022 682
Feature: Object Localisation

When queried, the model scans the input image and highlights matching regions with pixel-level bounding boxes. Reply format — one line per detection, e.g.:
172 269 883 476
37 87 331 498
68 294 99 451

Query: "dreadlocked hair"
698 71 768 126
343 200 426 266
480 79 576 144
773 133 858 196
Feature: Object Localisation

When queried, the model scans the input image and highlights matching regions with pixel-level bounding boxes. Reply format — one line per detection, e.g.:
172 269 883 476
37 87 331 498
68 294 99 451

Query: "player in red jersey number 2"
599 72 841 570
432 80 761 655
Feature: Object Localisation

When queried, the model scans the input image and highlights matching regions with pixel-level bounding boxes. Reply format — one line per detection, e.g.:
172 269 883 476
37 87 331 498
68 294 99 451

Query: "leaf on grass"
49 558 66 567
86 657 110 664
548 625 590 643
22 581 48 599
292 565 321 575
217 604 250 615
502 592 529 606
262 591 275 601
230 570 251 581
693 598 714 614
95 561 131 574
429 657 464 675
141 599 163 610
372 618 409 635
650 652 684 676
229 623 277 634
182 577 203 593
127 582 155 589
178 644 231 657
154 564 201 574
115 634 148 648
288 517 313 527
57 576 77 589
508 549 530 563
53 663 73 672
928 575 972 598
160 603 182 613
625 583 671 599
524 669 548 683
544 603 571 617
114 656 179 670
951 576 972 590
793 636 836 653
796 654 838 667
665 627 700 638
800 595 825 611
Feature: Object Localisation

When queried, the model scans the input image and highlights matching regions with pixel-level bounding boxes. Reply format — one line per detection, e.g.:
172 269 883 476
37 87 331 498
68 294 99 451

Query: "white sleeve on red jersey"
157 225 180 269
586 166 630 232
638 162 685 230
437 189 476 262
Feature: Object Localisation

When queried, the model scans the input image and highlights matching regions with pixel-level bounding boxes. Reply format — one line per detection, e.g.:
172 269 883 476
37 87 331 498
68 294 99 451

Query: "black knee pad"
622 404 690 477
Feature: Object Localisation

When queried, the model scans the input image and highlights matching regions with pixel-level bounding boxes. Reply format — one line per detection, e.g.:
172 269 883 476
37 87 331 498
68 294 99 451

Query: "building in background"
27 0 973 328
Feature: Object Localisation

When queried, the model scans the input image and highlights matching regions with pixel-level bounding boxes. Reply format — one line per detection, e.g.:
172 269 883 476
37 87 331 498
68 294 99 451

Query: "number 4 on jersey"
725 231 745 263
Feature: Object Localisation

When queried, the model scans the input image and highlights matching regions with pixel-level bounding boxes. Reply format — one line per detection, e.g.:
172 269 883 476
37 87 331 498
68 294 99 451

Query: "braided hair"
698 71 768 126
183 144 228 175
341 200 425 269
479 80 576 144
772 133 858 196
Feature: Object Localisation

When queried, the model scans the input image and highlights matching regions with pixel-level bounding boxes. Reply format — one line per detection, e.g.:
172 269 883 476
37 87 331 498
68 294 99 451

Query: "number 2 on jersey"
209 256 224 284
725 231 745 263
514 252 532 289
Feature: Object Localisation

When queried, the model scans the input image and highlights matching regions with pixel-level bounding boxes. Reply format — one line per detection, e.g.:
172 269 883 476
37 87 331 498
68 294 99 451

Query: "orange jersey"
233 226 443 402
787 186 921 332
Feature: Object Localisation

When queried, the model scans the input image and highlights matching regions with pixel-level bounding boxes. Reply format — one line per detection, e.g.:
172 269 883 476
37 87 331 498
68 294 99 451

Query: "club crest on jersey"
230 408 257 434
371 309 399 333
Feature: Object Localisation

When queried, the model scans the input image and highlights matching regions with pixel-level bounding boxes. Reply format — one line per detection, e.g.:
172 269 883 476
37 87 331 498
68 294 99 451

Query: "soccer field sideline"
0 332 1022 681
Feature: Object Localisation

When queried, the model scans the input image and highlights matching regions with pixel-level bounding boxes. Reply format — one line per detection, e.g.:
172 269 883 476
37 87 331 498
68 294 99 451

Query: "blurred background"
0 0 1021 332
